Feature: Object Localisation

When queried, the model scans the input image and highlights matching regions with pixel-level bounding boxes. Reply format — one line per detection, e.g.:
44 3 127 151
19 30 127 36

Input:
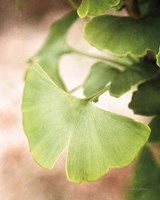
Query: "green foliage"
127 146 160 200
21 0 160 190
84 11 160 56
22 64 150 183
129 76 160 116
149 117 160 143
84 61 159 98
77 0 120 18
138 0 160 16
30 11 77 90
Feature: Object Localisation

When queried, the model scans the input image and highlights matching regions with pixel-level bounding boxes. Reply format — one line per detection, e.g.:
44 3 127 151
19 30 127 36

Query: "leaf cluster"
21 0 160 194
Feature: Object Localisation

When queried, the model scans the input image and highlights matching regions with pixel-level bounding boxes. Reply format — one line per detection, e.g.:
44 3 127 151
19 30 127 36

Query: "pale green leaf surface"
30 12 77 90
84 62 115 97
77 0 120 18
84 13 160 56
22 63 150 183
149 117 160 143
127 147 160 200
84 61 159 98
129 76 160 116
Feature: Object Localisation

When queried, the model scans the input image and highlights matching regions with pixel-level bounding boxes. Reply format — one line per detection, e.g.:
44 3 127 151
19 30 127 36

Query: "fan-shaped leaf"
77 0 120 18
127 147 160 200
84 13 160 56
149 117 160 143
129 76 160 116
22 63 150 183
84 61 159 98
30 11 77 90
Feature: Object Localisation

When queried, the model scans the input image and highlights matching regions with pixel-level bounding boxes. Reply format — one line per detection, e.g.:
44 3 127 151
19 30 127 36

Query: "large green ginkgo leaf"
149 117 160 143
84 61 159 98
22 63 150 183
77 0 120 18
30 11 77 90
127 147 160 200
84 12 160 56
129 76 160 116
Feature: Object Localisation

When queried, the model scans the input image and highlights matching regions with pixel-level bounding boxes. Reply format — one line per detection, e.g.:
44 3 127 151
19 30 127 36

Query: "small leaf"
30 11 77 90
129 76 160 116
77 0 120 18
127 147 160 200
22 63 150 183
84 62 115 97
84 61 159 98
149 117 160 143
84 12 160 56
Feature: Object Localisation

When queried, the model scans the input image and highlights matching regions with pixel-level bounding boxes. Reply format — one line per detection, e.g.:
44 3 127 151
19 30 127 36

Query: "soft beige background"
0 1 149 200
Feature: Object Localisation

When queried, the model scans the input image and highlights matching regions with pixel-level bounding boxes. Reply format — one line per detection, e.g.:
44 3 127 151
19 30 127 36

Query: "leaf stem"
68 0 78 9
86 83 111 102
70 48 127 70
127 54 139 63
69 84 82 93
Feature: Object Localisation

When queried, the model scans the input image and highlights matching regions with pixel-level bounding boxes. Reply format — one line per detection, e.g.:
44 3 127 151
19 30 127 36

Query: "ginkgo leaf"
77 0 120 18
84 12 160 56
149 117 160 143
30 11 77 90
84 61 159 98
84 62 115 97
127 147 160 200
129 75 160 116
22 63 150 183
